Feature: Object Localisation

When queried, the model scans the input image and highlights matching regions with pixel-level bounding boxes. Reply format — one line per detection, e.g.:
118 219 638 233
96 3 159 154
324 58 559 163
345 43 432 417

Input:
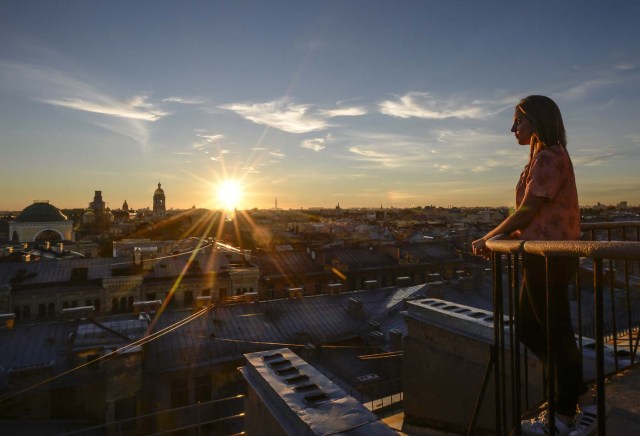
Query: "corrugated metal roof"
400 243 459 262
252 250 324 277
146 285 427 372
325 247 396 269
0 322 75 389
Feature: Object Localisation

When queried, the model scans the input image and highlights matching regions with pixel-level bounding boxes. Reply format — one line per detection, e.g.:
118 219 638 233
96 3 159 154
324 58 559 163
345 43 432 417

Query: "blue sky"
1 1 639 211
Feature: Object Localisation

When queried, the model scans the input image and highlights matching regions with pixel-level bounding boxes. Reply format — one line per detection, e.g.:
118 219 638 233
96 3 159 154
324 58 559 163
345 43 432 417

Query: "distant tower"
89 191 106 214
122 200 129 212
275 198 278 209
153 183 166 217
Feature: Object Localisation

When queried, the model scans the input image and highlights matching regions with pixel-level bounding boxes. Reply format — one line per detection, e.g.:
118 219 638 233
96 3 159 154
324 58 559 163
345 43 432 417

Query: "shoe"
569 404 600 436
521 410 574 435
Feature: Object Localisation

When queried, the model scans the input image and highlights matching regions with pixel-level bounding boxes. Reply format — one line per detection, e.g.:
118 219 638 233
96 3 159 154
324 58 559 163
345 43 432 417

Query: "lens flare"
216 179 242 211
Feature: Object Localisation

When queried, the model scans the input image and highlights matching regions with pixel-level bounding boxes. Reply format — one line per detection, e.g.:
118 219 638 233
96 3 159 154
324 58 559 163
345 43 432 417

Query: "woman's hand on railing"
471 238 491 259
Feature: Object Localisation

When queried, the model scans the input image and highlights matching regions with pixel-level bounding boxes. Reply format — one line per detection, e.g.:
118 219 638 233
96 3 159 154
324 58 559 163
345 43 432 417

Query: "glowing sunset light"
216 180 243 211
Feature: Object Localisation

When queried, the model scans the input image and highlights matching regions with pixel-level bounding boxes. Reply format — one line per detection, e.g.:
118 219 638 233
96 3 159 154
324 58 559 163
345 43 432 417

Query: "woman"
471 95 596 435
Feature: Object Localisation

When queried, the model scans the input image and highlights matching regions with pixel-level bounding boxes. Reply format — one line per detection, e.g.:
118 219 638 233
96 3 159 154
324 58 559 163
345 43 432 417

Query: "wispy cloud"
220 98 329 133
572 147 624 167
379 92 489 120
1 61 168 145
320 106 368 117
301 134 332 152
197 133 224 143
42 95 168 121
348 145 408 168
556 79 614 101
162 96 207 104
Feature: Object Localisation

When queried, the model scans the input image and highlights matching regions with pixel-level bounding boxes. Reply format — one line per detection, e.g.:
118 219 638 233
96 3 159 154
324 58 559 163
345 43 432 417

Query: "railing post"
545 256 556 436
492 251 504 436
512 252 522 436
594 258 606 436
608 258 619 371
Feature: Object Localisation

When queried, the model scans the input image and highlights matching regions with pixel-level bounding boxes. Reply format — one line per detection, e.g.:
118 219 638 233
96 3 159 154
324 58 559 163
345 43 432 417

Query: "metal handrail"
485 232 640 436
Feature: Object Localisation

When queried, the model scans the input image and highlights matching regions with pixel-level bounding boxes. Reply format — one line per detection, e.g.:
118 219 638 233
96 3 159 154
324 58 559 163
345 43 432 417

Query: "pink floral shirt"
514 145 580 241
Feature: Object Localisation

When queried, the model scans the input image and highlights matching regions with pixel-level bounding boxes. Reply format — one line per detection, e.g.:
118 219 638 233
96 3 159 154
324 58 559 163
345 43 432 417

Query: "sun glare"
216 179 242 211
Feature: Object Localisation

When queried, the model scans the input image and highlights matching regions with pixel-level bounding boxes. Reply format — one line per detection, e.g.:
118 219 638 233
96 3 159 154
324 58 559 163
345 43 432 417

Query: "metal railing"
485 222 640 436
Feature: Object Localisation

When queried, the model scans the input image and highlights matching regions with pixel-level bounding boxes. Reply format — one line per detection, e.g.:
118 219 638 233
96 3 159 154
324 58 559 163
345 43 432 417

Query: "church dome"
154 183 165 195
16 201 67 223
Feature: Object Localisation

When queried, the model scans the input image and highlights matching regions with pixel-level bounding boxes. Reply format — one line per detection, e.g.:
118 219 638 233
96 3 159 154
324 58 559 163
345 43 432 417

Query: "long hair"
517 95 567 160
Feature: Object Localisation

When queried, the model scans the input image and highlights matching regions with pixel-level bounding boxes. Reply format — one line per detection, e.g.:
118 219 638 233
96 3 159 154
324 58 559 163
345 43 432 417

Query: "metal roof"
146 285 428 372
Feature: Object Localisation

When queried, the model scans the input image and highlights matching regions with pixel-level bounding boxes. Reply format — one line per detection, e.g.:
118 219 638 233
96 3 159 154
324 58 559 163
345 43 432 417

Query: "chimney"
288 287 303 299
347 297 363 314
0 313 16 329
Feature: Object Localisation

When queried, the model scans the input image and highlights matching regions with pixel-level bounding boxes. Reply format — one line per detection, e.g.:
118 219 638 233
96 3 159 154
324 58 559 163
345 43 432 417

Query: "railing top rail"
581 221 640 230
524 240 640 259
485 236 525 254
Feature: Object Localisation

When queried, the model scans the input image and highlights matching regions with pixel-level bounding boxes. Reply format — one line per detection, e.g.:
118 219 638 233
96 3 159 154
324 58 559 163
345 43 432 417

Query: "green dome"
16 202 67 222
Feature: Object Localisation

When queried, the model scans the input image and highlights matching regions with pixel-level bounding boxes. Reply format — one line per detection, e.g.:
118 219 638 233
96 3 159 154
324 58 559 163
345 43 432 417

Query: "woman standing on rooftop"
471 95 597 435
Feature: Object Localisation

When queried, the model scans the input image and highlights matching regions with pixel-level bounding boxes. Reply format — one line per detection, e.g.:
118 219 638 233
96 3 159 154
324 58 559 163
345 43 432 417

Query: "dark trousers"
519 254 588 416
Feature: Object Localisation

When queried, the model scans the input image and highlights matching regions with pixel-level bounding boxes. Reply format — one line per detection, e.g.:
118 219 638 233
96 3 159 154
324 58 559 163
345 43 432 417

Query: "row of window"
11 289 220 320
13 299 103 320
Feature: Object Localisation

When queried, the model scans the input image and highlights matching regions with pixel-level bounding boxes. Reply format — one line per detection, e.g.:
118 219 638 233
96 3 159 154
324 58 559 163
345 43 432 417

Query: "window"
184 290 193 305
147 293 156 301
86 354 100 371
171 379 189 407
38 304 46 318
195 375 211 403
115 397 136 431
22 305 31 319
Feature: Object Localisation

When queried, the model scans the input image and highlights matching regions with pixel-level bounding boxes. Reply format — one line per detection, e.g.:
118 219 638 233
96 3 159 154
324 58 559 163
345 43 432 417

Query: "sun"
216 179 243 211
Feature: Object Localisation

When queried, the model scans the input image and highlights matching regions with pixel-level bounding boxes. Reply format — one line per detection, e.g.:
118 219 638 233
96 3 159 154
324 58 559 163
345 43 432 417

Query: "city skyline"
1 1 640 211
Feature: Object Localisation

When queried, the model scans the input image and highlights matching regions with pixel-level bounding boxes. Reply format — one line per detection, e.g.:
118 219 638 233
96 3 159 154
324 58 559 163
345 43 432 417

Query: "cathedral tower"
153 183 166 217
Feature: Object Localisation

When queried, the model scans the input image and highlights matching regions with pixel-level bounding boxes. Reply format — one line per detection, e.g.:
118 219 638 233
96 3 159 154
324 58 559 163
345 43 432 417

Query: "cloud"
42 96 168 121
197 134 224 143
301 134 332 152
220 98 329 133
615 64 636 71
269 151 286 158
0 62 169 145
320 106 368 117
556 79 614 101
379 92 488 120
162 96 207 104
572 150 621 167
348 146 406 168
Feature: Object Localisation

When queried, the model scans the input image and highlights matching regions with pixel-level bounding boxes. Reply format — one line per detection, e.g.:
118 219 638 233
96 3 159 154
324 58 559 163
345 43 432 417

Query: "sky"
1 1 639 212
